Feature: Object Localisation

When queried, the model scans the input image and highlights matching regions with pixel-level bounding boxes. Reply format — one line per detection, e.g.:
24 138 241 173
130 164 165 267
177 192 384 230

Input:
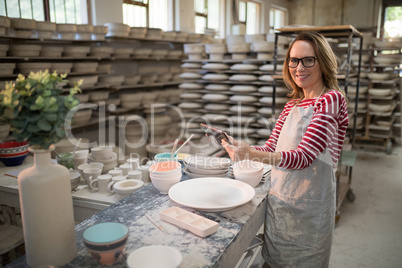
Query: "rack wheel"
386 140 392 155
346 189 355 202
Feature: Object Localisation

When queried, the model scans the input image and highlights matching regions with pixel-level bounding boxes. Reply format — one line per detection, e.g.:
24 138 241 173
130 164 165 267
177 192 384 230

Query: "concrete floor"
247 144 402 268
330 144 402 268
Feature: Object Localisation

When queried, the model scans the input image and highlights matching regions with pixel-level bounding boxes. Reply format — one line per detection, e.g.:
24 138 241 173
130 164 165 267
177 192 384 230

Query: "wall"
288 0 381 29
91 0 124 26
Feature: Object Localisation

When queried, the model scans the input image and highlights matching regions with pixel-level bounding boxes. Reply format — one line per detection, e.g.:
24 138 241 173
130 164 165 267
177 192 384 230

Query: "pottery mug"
90 174 112 194
107 175 126 193
83 168 102 186
108 168 123 177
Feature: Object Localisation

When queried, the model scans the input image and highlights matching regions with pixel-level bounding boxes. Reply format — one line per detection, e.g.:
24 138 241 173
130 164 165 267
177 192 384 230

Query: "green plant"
0 70 81 149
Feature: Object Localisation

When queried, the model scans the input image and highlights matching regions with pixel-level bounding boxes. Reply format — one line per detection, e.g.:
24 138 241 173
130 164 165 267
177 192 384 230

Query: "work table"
3 160 270 267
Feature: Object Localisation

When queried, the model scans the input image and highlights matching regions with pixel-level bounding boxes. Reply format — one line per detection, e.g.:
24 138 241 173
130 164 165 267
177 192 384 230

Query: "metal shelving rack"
273 25 363 223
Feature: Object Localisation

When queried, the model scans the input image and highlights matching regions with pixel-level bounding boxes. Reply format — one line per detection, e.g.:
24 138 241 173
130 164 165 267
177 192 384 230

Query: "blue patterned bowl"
0 141 29 166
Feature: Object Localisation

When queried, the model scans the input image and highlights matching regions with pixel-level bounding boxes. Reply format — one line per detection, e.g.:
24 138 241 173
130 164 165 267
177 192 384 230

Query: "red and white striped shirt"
254 90 349 169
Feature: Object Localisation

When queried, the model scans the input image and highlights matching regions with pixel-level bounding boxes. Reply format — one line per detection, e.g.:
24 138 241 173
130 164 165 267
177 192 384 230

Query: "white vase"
18 145 77 267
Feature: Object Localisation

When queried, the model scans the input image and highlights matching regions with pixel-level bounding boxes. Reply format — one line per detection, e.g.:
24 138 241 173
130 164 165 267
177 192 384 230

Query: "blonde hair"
282 32 345 100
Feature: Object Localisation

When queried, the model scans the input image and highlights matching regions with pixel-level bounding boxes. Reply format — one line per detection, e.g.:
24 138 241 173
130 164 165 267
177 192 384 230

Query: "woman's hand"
221 136 253 161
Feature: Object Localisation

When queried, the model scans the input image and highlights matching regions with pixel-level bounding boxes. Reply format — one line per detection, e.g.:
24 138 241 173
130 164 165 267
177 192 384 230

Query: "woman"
222 32 349 267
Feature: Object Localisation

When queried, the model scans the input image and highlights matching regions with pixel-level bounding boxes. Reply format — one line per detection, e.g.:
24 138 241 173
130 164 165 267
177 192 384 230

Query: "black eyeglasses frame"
287 57 317 68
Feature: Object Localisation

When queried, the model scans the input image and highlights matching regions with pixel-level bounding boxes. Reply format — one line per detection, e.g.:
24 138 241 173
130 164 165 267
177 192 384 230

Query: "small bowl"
149 161 181 174
83 222 129 265
112 179 144 196
127 245 182 268
154 153 178 162
233 160 264 187
150 173 181 194
0 141 29 166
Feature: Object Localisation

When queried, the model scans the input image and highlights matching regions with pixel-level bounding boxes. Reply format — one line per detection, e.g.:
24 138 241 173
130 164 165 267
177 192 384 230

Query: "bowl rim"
83 222 129 244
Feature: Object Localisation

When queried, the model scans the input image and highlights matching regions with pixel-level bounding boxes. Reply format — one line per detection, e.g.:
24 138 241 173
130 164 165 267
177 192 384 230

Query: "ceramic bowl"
112 179 144 196
127 245 182 268
0 141 29 166
154 153 179 162
233 160 264 187
150 173 182 194
78 162 104 178
83 222 129 265
149 161 181 175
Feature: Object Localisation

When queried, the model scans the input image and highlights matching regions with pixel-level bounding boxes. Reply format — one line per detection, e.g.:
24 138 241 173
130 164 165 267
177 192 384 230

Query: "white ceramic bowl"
127 245 182 268
112 179 144 196
233 160 264 187
150 173 181 194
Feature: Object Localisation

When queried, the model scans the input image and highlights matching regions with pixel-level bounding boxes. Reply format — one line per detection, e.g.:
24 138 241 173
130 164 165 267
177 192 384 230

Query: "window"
194 0 220 35
0 0 87 23
123 0 172 31
239 0 260 34
383 6 402 38
269 6 287 33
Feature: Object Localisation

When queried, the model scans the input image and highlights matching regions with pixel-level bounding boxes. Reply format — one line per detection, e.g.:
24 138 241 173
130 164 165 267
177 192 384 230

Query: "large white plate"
168 177 255 212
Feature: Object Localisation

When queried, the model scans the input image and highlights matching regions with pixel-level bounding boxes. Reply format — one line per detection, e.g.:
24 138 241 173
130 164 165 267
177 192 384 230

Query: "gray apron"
262 98 336 268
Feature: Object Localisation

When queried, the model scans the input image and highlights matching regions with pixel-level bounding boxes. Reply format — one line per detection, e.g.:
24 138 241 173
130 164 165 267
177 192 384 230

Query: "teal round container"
154 153 178 162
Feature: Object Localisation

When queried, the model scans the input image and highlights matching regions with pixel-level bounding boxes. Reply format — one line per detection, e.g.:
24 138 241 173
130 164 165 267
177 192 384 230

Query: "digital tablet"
200 123 232 146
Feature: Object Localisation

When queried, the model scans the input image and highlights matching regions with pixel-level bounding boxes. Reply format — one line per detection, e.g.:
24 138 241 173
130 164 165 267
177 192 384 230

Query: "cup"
78 162 104 178
91 146 114 160
126 158 140 170
90 174 112 194
57 152 75 169
107 175 126 193
154 153 178 162
119 163 132 176
127 170 142 180
108 168 123 177
137 165 150 183
83 168 102 186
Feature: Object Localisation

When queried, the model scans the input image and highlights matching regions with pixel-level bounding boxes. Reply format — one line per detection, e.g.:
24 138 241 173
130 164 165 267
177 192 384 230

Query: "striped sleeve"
277 90 349 169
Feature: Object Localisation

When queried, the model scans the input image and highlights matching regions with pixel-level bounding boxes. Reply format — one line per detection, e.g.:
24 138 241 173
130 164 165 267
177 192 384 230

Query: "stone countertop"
7 174 270 268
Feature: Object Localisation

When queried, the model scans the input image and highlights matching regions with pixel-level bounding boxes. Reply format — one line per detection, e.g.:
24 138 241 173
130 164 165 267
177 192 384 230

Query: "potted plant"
0 70 82 267
0 70 80 149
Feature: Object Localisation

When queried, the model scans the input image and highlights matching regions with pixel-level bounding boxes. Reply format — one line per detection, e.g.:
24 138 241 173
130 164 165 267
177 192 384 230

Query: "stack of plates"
228 163 272 181
183 156 231 179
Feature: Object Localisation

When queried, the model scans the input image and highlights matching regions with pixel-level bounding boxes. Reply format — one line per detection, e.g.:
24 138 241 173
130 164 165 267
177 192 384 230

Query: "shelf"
113 81 181 91
277 25 363 38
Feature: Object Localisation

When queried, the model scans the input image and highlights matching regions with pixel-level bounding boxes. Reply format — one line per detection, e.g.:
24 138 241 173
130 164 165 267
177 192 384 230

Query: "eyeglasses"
287 57 317 68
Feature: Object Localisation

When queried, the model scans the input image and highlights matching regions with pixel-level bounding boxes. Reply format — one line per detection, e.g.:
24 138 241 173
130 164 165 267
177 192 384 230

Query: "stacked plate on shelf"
183 156 231 179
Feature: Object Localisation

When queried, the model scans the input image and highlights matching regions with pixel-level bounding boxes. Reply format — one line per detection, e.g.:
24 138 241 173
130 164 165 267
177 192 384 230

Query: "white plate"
179 83 203 89
229 105 257 114
202 63 230 70
259 75 273 82
230 85 258 93
204 103 230 111
205 84 231 91
203 74 230 81
168 177 255 212
181 62 202 69
230 95 258 103
230 64 259 71
180 72 202 79
185 155 231 170
202 93 229 101
186 165 228 175
180 93 203 99
183 169 227 179
229 74 257 82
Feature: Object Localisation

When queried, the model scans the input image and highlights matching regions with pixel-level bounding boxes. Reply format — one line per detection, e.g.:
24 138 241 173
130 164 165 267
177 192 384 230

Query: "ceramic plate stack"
105 23 130 37
17 62 52 75
146 28 163 39
204 43 227 60
92 26 108 40
119 93 142 110
10 18 36 38
0 63 15 76
68 75 98 89
114 48 134 58
35 21 56 39
0 16 10 37
124 75 141 85
89 91 110 104
183 43 205 60
64 46 90 57
76 24 93 40
183 156 231 179
73 62 99 73
130 27 146 38
0 44 9 57
9 44 42 57
133 48 153 58
41 46 64 57
90 46 114 58
88 146 118 173
56 23 77 40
